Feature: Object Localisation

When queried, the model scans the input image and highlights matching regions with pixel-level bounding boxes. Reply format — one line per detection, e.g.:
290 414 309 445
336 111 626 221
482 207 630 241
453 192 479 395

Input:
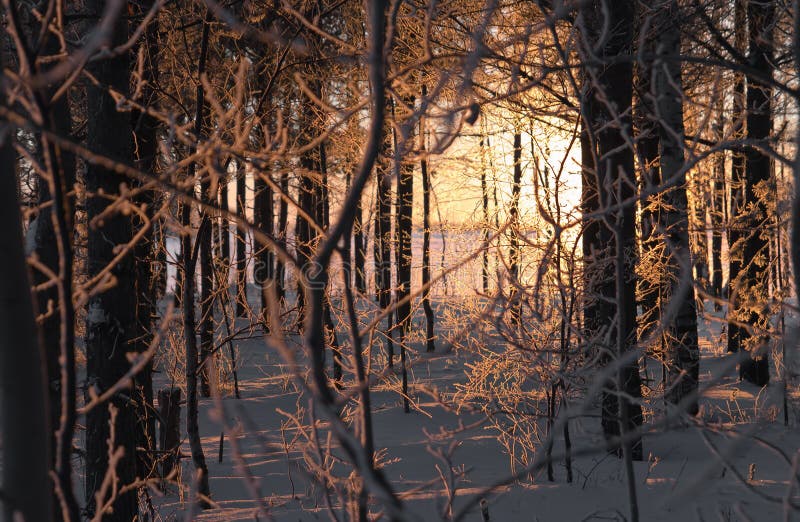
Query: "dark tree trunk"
84 2 138 517
199 174 214 399
236 162 248 317
421 85 436 352
295 152 314 327
16 4 81 516
633 12 661 355
375 98 394 367
318 141 342 385
157 388 181 479
182 206 211 508
508 131 522 325
480 123 490 295
395 97 414 412
734 0 774 386
579 0 644 461
131 0 160 476
651 0 700 413
221 173 231 287
276 169 289 303
354 180 367 294
255 166 275 327
711 96 726 308
181 11 213 507
728 0 747 354
0 75 54 522
174 207 185 307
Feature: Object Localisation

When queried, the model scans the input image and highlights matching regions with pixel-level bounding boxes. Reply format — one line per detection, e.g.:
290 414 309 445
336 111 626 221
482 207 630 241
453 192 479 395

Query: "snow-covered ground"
143 293 800 522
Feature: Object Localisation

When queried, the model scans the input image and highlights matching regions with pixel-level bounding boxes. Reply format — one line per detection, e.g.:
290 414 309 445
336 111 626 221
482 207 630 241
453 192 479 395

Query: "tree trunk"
711 95 726 309
375 97 394 367
727 0 747 354
508 130 522 325
84 3 139 519
354 180 367 294
181 10 213 507
276 169 289 303
17 4 81 516
131 0 160 476
221 173 231 289
480 121 490 295
1 82 54 522
579 0 644 461
633 12 661 357
199 173 214 398
182 206 211 508
157 388 181 479
255 165 275 328
236 161 248 317
319 141 342 385
395 97 413 412
652 0 700 413
734 0 774 386
295 149 316 328
421 84 436 352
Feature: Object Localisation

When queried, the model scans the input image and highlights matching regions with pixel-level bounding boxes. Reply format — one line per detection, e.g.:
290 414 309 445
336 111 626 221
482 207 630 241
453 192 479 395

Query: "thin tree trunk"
295 151 315 328
727 0 747 354
276 169 289 303
131 0 160 478
354 180 367 294
182 209 212 508
421 84 436 352
711 96 725 309
221 173 231 289
255 167 275 330
375 96 394 367
480 119 490 295
395 97 413 413
199 174 214 399
181 10 213 507
509 130 522 325
236 162 248 317
318 141 342 385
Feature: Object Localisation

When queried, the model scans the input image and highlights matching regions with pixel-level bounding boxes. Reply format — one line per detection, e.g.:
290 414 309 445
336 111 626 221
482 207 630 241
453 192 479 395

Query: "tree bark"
395 97 414 412
255 163 275 329
375 96 395 366
711 95 726 308
236 161 248 317
84 3 139 518
421 84 436 352
579 0 644 461
727 0 747 354
13 3 81 516
1 81 53 522
651 0 700 413
508 130 522 325
354 181 367 294
131 0 161 476
181 10 213 507
733 0 774 386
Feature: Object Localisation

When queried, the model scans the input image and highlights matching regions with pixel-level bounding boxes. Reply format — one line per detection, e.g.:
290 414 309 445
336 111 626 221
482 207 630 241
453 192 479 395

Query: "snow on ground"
143 293 800 522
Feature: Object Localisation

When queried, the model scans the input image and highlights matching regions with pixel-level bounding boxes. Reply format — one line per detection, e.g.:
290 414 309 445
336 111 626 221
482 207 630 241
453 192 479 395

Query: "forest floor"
144 292 800 522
